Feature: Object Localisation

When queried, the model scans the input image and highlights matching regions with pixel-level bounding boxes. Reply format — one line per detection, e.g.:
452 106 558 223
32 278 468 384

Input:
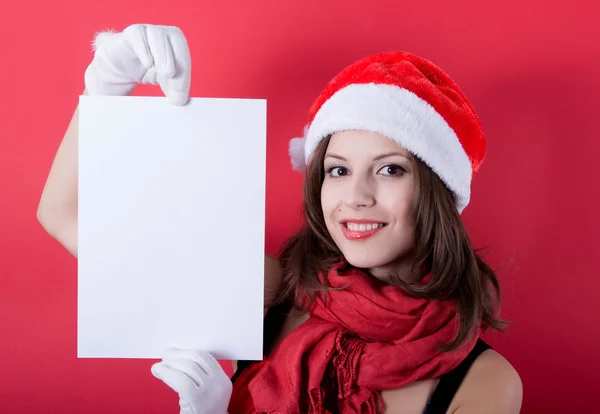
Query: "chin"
339 247 396 270
328 226 415 272
345 257 386 270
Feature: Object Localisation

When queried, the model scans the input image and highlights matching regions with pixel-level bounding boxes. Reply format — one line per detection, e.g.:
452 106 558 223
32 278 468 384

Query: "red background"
1 1 598 413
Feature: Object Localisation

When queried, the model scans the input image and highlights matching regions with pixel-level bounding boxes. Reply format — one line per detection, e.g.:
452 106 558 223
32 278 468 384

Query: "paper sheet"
77 95 266 360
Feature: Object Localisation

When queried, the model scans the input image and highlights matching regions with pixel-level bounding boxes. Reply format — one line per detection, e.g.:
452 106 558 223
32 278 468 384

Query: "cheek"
385 185 417 244
320 182 340 218
390 198 414 222
382 182 415 217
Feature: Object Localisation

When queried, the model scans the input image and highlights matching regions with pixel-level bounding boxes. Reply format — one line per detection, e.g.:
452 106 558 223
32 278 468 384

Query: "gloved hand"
84 23 191 105
151 348 232 414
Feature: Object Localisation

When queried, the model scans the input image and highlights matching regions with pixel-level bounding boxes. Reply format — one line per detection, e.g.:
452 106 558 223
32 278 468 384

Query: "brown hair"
276 134 507 351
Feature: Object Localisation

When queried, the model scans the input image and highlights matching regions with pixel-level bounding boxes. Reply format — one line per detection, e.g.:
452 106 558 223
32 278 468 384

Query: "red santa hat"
289 51 487 213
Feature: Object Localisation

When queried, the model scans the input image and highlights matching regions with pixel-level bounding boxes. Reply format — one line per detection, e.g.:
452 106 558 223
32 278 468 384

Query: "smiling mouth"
343 222 386 231
339 220 388 240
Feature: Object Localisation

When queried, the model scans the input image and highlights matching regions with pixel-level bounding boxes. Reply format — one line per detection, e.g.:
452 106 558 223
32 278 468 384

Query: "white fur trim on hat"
289 125 308 171
301 83 473 212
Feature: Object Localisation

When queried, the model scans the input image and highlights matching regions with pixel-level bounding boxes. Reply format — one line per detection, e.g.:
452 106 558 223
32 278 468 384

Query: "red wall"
1 1 598 412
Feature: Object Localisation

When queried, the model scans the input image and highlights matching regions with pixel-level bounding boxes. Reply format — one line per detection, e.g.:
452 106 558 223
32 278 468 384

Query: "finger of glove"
161 27 191 105
146 26 176 78
161 348 218 376
122 24 154 69
162 357 212 390
84 55 137 96
151 361 199 396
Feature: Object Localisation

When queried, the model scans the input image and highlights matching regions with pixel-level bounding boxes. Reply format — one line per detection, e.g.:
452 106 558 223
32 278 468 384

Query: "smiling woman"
229 52 522 414
37 23 521 414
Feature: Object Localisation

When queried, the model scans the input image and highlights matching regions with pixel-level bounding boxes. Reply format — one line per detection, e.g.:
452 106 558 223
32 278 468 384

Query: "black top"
232 299 491 414
425 337 491 413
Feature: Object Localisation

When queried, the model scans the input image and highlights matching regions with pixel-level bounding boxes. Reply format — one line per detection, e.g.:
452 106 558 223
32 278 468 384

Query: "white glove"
151 348 232 414
84 23 191 105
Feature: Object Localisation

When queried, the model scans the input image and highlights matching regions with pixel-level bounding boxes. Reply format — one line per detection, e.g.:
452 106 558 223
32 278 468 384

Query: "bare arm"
381 350 522 414
452 350 523 414
37 92 85 257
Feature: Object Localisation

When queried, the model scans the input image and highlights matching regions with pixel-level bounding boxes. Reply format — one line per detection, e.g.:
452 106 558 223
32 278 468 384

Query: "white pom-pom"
289 125 308 171
91 29 119 51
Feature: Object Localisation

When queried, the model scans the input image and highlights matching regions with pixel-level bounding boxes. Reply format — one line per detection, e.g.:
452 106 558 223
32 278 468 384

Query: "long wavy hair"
275 134 507 351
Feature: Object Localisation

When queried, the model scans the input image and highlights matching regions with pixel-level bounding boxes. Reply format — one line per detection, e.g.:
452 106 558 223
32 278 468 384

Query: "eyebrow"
324 152 412 161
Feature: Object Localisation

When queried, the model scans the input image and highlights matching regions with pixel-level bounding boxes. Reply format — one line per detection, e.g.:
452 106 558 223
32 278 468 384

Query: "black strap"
425 339 492 414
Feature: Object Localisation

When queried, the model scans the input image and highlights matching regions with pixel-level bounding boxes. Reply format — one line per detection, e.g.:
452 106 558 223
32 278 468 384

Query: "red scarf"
229 265 478 413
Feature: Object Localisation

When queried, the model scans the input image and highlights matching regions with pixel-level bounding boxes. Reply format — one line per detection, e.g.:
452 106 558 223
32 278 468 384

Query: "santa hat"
289 51 486 213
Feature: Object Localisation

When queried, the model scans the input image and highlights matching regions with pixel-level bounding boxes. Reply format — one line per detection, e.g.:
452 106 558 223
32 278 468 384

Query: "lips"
340 218 387 241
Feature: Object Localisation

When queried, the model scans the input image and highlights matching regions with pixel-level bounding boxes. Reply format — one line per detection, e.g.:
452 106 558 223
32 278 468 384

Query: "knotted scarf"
229 265 478 413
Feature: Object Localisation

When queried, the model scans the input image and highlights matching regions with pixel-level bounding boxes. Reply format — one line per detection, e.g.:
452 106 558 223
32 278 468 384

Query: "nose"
344 175 375 209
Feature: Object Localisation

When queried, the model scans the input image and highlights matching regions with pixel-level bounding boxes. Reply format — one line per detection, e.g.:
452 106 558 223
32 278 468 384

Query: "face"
320 130 417 278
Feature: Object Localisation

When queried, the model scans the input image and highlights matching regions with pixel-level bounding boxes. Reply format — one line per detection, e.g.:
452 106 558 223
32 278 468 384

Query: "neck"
368 254 426 285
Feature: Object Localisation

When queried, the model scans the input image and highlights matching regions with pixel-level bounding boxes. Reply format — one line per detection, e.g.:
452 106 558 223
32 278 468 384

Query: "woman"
38 24 522 414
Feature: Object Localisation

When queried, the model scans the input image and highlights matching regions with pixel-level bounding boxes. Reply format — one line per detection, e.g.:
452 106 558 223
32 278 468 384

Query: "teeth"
346 223 383 231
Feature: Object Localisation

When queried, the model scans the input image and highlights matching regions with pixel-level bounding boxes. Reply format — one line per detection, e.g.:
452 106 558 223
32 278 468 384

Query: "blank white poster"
77 95 266 360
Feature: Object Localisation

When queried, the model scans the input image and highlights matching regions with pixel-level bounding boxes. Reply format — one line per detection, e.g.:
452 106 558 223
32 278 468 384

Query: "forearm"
37 96 82 257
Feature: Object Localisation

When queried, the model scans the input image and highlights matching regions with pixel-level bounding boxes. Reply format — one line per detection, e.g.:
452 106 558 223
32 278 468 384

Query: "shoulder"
380 348 522 414
451 349 522 414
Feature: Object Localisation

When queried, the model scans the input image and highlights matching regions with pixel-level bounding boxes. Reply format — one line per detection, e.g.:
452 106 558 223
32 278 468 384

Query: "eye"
377 164 406 176
326 166 350 177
